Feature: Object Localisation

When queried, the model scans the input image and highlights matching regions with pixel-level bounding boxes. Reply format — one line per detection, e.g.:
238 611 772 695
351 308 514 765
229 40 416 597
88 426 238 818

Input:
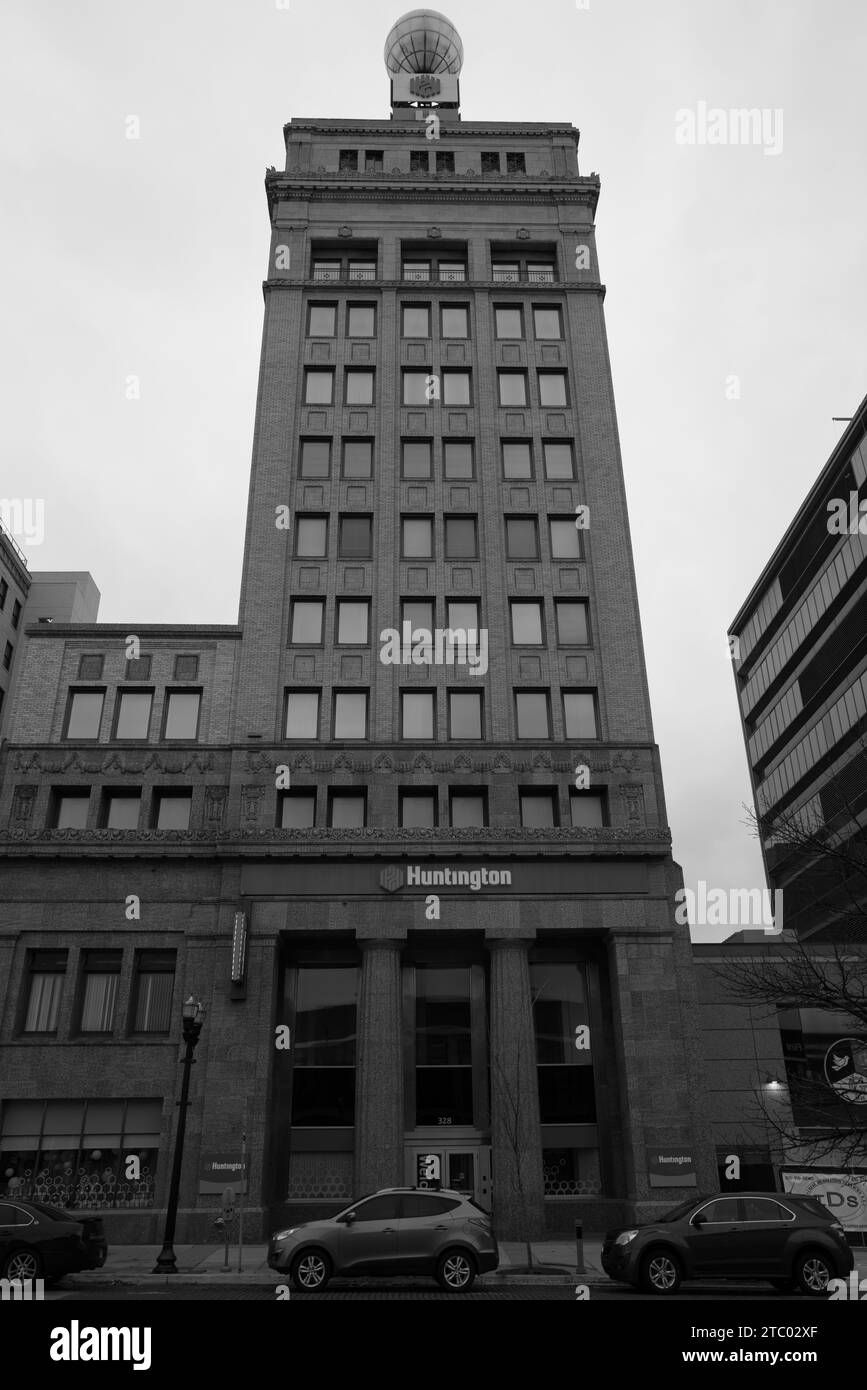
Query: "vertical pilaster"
488 936 545 1240
354 938 404 1194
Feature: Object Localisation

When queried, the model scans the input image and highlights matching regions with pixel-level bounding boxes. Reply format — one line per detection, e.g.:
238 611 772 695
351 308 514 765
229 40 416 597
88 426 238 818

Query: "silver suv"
268 1187 499 1292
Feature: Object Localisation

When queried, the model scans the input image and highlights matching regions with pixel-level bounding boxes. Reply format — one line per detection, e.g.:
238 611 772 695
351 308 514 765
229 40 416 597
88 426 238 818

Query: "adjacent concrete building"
0 12 716 1244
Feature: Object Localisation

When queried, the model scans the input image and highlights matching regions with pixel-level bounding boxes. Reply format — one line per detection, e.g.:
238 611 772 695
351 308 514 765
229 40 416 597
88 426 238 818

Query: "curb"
63 1269 592 1291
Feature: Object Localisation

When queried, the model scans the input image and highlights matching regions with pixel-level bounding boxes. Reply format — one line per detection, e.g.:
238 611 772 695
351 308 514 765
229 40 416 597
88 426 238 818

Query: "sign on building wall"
646 1148 697 1187
416 1154 441 1189
199 1154 247 1196
782 1172 867 1231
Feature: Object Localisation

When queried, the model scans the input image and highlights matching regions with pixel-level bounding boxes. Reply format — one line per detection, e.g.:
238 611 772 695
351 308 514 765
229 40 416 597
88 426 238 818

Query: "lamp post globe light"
153 996 206 1275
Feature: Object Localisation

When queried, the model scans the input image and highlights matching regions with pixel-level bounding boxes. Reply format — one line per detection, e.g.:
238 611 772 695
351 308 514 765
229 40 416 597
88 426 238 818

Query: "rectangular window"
544 442 575 479
400 791 437 829
450 791 487 828
348 260 376 282
528 262 556 283
53 790 90 829
339 515 373 558
570 791 605 827
79 951 122 1034
403 600 434 635
511 602 544 645
163 691 201 740
531 962 596 1123
564 692 598 740
338 150 358 171
300 440 331 478
447 600 479 632
539 372 568 406
345 370 374 405
533 306 563 339
403 260 431 282
441 305 469 338
550 518 582 560
347 304 376 337
403 370 431 405
296 516 328 557
23 951 67 1032
506 518 539 559
79 655 105 679
507 152 526 173
416 966 472 1126
444 441 474 479
435 152 455 173
444 517 477 559
104 790 142 830
114 690 153 740
154 791 192 830
290 600 324 645
402 691 435 739
449 691 482 739
342 439 373 478
0 579 6 608
291 965 358 1127
516 691 550 738
402 304 430 337
66 690 104 740
133 950 176 1033
3 642 12 670
173 655 199 681
410 150 429 173
334 691 368 740
498 372 527 406
556 601 589 646
503 441 532 478
11 599 21 629
312 259 340 282
520 791 557 828
365 150 383 172
328 791 366 828
443 371 471 405
304 370 334 405
285 691 320 740
481 151 500 173
337 600 369 645
492 261 520 284
439 261 467 283
280 791 316 829
495 307 523 339
126 655 151 680
402 440 432 479
402 517 433 559
308 304 336 337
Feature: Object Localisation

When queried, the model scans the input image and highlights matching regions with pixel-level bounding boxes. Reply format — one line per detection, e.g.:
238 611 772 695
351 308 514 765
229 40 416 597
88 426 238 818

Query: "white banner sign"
782 1171 867 1231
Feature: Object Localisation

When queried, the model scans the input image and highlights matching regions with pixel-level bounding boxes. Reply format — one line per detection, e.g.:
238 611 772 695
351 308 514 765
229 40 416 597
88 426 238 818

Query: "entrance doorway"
406 1144 492 1211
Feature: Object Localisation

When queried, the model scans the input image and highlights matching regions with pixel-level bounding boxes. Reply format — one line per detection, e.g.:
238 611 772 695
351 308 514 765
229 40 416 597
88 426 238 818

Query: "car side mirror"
692 1213 706 1229
338 1211 356 1225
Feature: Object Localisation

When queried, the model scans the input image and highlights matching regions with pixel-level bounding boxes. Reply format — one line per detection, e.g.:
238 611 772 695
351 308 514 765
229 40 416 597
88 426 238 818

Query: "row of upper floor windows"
15 948 175 1037
39 784 607 833
302 368 572 409
756 667 867 814
288 598 589 648
296 437 577 481
0 579 23 627
290 513 583 561
306 302 564 340
305 250 559 284
335 149 529 176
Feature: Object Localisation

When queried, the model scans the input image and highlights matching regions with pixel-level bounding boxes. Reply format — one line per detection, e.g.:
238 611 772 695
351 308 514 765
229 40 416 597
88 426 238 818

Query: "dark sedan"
0 1199 107 1285
602 1191 854 1295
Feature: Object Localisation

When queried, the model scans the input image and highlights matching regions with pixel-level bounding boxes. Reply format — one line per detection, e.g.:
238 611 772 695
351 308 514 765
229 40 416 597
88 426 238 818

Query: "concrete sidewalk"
65 1237 592 1288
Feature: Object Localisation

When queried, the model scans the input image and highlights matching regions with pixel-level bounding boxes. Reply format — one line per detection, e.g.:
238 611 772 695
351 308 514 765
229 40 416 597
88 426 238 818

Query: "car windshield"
657 1196 711 1223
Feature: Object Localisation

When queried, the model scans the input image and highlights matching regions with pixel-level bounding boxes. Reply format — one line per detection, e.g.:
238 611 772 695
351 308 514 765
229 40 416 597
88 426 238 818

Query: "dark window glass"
516 691 549 738
105 792 142 830
536 1068 596 1123
410 151 429 173
402 518 433 558
308 305 336 337
503 443 532 479
698 1198 742 1223
506 519 538 559
291 601 324 644
557 602 588 645
300 441 331 478
23 951 67 1032
352 1193 402 1222
564 692 597 739
435 152 455 173
403 441 432 479
280 792 316 829
507 152 526 173
79 951 122 1033
294 966 357 1066
544 442 574 479
329 792 366 828
416 967 473 1125
520 792 556 828
449 692 482 739
66 691 104 739
444 442 473 479
570 792 605 828
164 691 200 740
154 792 191 830
402 691 434 739
304 370 334 405
54 792 90 829
441 306 469 338
173 655 199 681
339 516 372 558
550 519 581 559
115 690 152 739
338 150 358 171
333 691 367 739
133 951 176 1032
400 792 436 828
296 517 327 556
348 305 375 337
343 440 373 478
291 1070 355 1126
445 517 477 559
450 792 486 828
78 655 104 679
481 151 500 173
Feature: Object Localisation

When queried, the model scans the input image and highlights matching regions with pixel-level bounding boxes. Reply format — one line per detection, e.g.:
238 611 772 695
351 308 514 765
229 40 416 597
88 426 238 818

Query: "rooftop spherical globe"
384 10 464 77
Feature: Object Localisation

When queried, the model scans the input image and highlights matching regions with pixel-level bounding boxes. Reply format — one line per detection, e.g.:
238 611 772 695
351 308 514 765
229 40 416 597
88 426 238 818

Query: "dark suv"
602 1192 854 1295
268 1187 498 1292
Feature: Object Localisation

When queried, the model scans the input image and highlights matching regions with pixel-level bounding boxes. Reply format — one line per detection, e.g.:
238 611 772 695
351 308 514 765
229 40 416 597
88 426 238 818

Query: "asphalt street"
43 1283 813 1301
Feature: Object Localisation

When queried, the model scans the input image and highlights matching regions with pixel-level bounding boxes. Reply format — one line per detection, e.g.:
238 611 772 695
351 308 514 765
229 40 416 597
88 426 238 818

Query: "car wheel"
639 1248 682 1295
436 1249 477 1292
2 1248 43 1283
289 1249 332 1292
769 1278 797 1293
793 1250 833 1297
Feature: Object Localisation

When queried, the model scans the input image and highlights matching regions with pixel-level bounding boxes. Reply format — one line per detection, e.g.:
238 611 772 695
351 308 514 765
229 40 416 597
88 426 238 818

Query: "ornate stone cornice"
243 748 648 776
12 750 216 776
264 278 604 296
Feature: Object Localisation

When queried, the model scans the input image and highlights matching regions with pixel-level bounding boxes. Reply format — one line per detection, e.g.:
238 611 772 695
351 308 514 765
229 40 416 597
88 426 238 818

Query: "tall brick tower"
0 10 714 1248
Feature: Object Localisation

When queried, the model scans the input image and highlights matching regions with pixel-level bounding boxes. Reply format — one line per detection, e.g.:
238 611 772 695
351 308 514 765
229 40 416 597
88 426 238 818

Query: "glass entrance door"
406 1145 492 1211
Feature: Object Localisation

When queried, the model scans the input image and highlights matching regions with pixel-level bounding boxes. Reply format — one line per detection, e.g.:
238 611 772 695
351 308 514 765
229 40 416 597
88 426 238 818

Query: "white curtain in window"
25 974 64 1031
135 973 173 1032
81 973 119 1032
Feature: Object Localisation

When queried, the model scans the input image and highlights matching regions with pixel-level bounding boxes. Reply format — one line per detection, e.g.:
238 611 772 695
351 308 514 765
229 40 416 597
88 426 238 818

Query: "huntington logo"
379 866 405 894
410 75 441 98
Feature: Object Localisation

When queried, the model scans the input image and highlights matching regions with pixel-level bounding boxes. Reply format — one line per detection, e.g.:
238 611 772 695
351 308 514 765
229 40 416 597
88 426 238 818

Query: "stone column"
354 938 404 1195
488 937 545 1240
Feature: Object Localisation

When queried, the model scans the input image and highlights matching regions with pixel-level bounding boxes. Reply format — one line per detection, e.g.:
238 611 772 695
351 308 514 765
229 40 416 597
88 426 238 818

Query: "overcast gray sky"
1 0 865 940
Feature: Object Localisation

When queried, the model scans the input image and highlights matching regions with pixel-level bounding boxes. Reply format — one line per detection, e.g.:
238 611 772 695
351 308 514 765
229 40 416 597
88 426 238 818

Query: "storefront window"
416 967 473 1125
542 1147 601 1197
0 1098 161 1208
531 963 596 1123
291 967 357 1127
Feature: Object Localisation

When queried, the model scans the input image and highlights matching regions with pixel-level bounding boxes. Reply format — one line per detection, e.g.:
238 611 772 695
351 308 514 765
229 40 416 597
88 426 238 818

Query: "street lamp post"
153 995 205 1274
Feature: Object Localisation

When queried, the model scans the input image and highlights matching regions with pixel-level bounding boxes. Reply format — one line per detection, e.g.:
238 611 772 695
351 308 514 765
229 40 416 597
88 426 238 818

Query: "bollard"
575 1220 585 1276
